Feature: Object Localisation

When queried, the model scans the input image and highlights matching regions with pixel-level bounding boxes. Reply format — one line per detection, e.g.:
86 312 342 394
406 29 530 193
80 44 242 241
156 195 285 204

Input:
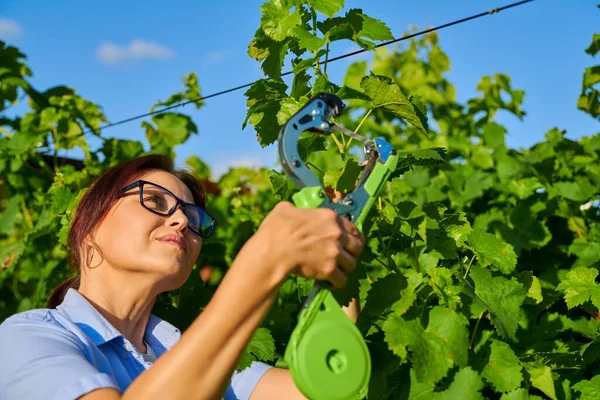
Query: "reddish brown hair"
46 154 206 308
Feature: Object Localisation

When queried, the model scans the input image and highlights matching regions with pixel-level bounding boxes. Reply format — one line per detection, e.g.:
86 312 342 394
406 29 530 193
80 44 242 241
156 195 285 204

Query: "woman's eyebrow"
173 192 194 204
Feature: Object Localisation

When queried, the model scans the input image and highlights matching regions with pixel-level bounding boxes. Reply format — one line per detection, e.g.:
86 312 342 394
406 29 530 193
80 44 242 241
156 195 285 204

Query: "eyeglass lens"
141 183 211 236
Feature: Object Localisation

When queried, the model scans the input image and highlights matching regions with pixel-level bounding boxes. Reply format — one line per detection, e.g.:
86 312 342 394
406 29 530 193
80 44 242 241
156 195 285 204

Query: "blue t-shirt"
0 288 272 400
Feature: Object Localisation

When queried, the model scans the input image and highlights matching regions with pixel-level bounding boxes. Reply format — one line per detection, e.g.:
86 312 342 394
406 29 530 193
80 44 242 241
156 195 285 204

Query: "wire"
82 0 535 136
327 0 534 64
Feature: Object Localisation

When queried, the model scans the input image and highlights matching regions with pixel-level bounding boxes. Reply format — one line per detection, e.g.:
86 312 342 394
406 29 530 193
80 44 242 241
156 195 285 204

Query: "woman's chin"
151 260 193 282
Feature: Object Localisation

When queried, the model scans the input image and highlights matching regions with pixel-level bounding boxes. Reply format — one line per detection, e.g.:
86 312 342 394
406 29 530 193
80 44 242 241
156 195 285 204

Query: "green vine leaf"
557 267 600 310
237 327 276 371
573 376 600 400
360 74 429 136
305 0 344 17
318 9 393 49
585 33 600 56
383 306 469 384
436 367 484 400
243 80 288 147
467 229 518 274
468 266 527 341
482 340 523 392
260 0 302 42
291 26 326 52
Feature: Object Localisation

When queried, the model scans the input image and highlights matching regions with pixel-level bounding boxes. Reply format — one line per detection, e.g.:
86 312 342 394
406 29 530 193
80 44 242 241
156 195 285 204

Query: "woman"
0 154 364 400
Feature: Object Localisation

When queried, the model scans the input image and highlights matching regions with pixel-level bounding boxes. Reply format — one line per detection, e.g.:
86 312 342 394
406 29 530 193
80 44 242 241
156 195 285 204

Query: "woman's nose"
167 205 189 231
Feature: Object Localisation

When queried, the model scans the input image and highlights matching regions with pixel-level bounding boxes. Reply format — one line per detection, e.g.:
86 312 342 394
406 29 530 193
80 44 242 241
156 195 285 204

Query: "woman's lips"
157 235 186 253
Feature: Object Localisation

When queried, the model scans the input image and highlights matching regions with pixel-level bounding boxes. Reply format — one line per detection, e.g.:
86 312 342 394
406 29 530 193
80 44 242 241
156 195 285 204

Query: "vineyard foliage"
1 1 600 398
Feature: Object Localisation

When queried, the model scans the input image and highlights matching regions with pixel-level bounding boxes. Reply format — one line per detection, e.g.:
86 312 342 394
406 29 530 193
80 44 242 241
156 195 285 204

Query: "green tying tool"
278 93 399 400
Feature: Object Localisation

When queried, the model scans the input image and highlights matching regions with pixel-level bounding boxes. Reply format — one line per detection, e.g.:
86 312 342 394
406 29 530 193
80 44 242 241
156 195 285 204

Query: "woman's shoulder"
0 307 75 339
0 308 121 400
1 308 56 327
0 306 93 365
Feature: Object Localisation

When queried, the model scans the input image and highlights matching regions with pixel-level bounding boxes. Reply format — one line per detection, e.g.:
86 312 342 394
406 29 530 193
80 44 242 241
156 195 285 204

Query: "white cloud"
0 18 23 38
203 51 228 65
96 39 174 65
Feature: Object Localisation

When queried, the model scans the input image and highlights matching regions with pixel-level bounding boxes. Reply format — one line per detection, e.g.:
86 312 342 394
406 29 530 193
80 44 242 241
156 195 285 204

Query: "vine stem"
355 108 373 133
306 161 324 176
311 8 321 75
374 256 391 271
330 133 345 159
20 198 34 230
0 126 13 138
463 254 476 278
470 311 487 349
345 108 373 152
52 127 59 171
412 228 420 273
385 213 403 252
420 291 435 325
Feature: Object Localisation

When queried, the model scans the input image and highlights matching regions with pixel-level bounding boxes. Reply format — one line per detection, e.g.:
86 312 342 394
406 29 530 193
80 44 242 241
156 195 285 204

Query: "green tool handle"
283 150 398 400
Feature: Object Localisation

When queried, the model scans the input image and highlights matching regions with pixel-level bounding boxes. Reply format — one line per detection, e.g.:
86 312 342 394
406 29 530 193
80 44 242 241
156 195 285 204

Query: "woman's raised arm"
82 202 363 400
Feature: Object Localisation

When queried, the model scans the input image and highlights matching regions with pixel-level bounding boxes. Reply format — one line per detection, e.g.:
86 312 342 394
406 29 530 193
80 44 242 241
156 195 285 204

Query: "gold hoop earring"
87 247 95 268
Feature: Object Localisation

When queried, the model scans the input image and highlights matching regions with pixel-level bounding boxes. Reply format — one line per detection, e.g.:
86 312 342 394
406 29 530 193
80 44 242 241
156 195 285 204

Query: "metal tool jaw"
278 93 398 229
278 93 344 189
278 93 399 400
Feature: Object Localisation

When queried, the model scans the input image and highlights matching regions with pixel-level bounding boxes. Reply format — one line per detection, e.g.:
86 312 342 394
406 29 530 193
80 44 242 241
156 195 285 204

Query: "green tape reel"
284 289 370 400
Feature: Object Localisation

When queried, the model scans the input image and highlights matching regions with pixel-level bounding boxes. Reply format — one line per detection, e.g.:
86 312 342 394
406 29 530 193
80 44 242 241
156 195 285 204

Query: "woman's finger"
338 215 364 247
337 228 364 258
338 215 359 236
337 248 357 275
327 267 347 289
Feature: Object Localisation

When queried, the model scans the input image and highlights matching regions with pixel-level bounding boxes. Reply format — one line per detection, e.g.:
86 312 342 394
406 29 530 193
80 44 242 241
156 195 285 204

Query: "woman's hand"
254 201 365 289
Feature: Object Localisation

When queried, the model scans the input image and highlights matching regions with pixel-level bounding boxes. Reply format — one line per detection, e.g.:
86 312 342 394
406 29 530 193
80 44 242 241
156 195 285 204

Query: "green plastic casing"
283 150 398 400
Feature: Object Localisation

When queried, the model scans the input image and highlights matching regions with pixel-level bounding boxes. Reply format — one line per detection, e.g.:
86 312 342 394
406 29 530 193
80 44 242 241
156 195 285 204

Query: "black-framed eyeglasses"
118 180 217 238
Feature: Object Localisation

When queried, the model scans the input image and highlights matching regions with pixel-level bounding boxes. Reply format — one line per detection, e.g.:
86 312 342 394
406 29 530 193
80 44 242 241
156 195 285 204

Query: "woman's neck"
78 277 157 352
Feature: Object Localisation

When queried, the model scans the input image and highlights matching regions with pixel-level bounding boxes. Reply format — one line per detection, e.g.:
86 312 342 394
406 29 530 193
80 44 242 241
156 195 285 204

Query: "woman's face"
91 170 203 290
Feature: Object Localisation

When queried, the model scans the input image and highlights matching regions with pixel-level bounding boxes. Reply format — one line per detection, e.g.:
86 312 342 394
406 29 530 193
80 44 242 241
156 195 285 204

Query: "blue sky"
1 0 598 177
